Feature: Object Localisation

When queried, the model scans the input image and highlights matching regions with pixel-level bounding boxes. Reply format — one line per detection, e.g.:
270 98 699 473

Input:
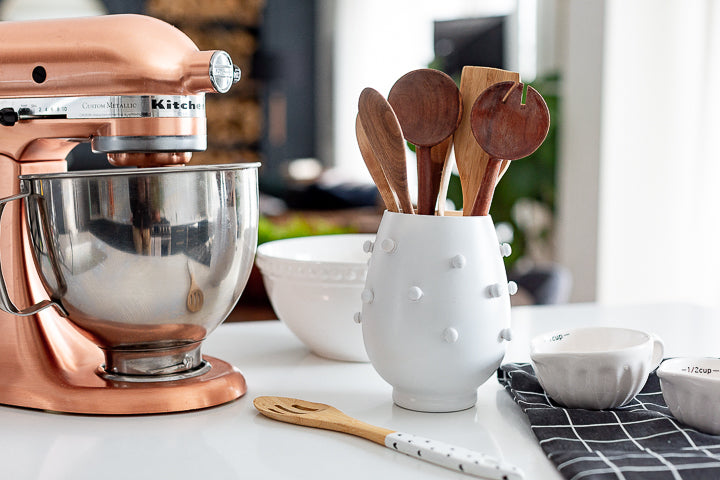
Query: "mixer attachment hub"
99 341 211 383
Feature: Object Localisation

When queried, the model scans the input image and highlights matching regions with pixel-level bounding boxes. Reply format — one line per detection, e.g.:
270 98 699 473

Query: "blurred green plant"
258 215 357 245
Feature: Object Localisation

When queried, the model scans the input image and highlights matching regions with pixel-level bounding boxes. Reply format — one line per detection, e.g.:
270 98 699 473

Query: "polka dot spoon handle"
254 396 524 480
387 432 523 480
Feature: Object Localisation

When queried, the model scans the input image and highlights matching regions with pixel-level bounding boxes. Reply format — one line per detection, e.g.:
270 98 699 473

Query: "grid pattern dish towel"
498 363 720 480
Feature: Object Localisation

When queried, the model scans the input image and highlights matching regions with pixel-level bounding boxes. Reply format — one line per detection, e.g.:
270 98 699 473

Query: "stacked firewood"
147 0 265 164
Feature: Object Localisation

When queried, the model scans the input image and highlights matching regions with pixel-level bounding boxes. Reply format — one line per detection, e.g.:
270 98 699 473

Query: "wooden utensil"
433 135 454 215
186 261 204 312
469 81 550 216
454 67 519 215
357 87 414 214
253 396 524 480
355 114 400 212
387 69 461 215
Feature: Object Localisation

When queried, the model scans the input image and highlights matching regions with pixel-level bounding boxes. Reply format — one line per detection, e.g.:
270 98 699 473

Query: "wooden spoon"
388 69 461 215
186 261 204 313
469 81 550 216
357 87 414 214
454 67 519 215
254 396 524 480
355 114 400 212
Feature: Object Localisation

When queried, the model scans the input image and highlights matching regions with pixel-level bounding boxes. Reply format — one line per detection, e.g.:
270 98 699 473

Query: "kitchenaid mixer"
0 14 260 414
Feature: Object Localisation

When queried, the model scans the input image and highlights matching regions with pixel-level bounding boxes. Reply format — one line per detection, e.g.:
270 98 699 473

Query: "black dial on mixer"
0 108 18 126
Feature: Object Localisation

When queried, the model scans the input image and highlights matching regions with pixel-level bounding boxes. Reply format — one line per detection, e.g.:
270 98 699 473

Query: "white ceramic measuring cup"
357 211 515 412
658 357 720 435
530 327 664 410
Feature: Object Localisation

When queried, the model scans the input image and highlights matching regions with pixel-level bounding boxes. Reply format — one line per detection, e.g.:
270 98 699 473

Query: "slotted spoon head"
253 396 338 426
254 396 394 445
470 81 550 161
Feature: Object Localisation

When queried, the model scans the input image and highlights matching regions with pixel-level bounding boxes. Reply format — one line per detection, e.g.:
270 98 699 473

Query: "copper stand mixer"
0 14 260 414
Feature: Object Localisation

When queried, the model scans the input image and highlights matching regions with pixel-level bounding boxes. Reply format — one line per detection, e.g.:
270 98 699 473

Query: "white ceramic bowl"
658 357 720 434
530 327 664 410
255 234 374 362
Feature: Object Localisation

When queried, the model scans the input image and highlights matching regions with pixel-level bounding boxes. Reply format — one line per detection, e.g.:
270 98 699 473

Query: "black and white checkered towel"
498 363 720 480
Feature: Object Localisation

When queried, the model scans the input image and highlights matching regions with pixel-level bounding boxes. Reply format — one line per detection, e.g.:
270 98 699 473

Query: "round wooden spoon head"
387 68 462 147
470 81 550 160
388 69 461 214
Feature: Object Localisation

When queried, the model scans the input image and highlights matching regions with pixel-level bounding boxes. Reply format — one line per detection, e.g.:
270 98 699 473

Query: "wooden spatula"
358 87 414 214
355 114 400 212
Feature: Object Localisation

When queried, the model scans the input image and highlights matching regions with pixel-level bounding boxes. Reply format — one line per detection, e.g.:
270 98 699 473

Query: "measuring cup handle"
0 192 67 317
650 333 664 369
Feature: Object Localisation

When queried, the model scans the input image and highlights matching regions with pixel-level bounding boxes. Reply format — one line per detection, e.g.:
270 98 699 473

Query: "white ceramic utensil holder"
357 211 514 412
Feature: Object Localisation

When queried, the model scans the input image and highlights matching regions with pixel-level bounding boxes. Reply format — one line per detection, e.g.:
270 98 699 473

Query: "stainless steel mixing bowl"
0 163 259 381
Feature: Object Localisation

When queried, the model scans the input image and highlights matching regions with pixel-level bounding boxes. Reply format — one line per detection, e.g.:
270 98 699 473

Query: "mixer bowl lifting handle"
0 192 67 317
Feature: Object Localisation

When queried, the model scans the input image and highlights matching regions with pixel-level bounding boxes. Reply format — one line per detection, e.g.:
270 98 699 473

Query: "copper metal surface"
0 15 219 97
0 15 249 414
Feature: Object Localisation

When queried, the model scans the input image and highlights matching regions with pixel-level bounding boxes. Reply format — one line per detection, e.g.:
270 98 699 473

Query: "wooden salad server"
454 66 519 215
469 81 550 216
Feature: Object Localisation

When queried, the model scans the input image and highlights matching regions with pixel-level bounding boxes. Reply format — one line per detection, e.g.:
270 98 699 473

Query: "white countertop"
3 303 718 480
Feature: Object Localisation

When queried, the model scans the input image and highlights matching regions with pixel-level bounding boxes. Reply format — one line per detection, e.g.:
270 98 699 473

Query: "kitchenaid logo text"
78 97 205 115
151 99 205 111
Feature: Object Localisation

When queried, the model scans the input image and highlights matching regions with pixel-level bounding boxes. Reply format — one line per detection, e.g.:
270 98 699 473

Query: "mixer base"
0 355 247 415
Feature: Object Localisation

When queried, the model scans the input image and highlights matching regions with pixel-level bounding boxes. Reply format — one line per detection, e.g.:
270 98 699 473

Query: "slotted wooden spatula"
254 396 524 480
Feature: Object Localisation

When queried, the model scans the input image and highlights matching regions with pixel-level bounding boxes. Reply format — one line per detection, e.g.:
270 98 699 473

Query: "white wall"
598 0 720 305
555 0 605 302
0 0 105 20
556 0 720 306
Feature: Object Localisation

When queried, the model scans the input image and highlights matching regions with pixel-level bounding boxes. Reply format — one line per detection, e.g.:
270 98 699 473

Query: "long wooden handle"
470 157 502 216
415 145 435 215
435 135 454 216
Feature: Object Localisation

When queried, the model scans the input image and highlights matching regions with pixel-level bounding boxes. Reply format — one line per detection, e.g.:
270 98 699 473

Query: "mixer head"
0 14 240 167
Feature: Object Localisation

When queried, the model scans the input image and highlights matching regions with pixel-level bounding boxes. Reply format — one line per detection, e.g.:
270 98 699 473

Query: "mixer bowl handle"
0 192 67 317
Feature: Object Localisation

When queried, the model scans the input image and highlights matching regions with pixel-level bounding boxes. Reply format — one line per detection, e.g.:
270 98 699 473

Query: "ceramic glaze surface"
530 327 664 410
256 234 374 362
658 357 720 435
360 211 512 412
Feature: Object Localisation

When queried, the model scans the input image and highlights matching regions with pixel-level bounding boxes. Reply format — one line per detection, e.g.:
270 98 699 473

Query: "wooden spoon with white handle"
254 396 524 480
